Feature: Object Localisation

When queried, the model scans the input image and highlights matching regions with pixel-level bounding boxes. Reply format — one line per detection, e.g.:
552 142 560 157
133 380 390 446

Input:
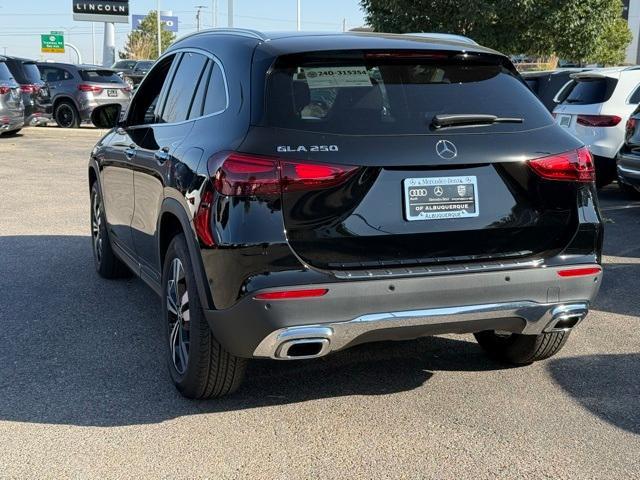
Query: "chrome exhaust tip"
276 338 331 360
544 304 588 333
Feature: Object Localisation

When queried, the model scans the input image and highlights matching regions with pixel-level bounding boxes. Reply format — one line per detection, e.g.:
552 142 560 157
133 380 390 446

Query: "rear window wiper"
431 114 524 129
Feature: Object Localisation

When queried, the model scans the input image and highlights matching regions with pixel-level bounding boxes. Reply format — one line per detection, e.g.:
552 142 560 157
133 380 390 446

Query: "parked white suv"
553 67 640 187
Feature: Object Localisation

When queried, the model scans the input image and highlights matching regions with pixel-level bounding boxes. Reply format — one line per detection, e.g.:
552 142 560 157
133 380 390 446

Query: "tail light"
78 84 103 94
122 85 132 93
528 147 595 182
194 188 215 247
626 117 637 140
1 116 9 125
0 86 10 95
20 84 39 94
557 266 601 277
576 114 621 127
213 152 358 197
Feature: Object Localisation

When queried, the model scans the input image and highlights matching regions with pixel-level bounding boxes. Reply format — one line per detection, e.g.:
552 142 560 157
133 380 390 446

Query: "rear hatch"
240 49 585 270
0 62 22 112
79 69 131 100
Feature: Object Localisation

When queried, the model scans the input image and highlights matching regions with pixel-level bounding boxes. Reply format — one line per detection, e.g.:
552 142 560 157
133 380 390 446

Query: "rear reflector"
213 152 358 197
528 147 595 182
576 114 621 127
557 267 601 278
254 288 329 300
0 86 10 95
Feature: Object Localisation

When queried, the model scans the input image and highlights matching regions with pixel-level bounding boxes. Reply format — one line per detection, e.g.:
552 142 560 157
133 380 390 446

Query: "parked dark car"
89 30 603 399
2 56 51 126
521 69 587 112
37 62 131 128
111 59 154 87
0 57 24 135
616 104 640 197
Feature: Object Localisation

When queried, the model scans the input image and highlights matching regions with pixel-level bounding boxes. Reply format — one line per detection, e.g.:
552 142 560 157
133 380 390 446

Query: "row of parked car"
523 67 640 193
0 55 134 135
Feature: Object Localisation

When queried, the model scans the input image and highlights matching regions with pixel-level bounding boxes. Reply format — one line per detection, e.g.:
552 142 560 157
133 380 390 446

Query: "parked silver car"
0 58 24 135
37 62 131 128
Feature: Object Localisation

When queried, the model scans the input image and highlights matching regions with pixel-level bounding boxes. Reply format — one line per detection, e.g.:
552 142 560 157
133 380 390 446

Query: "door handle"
154 146 170 164
124 144 137 159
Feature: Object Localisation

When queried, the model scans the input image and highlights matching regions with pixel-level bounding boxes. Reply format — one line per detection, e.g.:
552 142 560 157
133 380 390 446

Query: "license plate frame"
107 89 118 97
403 176 479 221
557 114 572 128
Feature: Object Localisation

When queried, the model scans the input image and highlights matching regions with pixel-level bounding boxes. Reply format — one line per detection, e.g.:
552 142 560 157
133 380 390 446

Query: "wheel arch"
158 198 214 310
53 95 80 113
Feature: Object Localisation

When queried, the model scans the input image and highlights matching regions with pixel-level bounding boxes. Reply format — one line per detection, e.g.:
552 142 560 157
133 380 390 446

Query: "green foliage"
360 0 632 65
118 11 176 60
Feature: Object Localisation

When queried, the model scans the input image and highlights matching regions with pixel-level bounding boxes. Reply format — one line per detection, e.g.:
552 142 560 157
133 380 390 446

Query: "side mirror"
91 103 123 129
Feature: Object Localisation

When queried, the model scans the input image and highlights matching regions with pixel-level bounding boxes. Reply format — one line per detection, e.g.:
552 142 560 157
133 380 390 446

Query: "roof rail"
177 28 267 43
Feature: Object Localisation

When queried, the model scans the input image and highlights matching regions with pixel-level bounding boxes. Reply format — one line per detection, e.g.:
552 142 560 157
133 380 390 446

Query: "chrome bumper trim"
253 301 590 359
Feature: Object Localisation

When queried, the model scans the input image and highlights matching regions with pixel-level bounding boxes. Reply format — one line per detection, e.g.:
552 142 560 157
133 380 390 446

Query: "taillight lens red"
194 189 215 247
0 86 10 95
20 84 38 94
213 152 358 197
122 85 132 93
528 147 595 183
626 117 637 139
78 84 103 94
576 114 621 127
254 288 329 301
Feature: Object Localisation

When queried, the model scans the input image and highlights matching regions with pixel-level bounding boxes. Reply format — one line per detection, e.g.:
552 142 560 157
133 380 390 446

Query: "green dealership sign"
41 34 65 54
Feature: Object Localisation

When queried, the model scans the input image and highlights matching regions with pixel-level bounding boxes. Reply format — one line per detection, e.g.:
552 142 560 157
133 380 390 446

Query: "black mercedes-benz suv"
89 29 603 399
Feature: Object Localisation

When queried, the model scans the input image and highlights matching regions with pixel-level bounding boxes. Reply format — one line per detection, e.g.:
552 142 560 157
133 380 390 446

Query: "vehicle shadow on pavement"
548 354 640 435
0 235 510 427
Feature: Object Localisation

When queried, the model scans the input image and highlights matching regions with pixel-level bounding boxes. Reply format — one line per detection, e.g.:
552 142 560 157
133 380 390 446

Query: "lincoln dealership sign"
73 1 130 23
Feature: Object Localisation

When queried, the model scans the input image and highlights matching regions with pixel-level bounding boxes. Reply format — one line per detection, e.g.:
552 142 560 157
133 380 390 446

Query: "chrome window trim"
126 46 230 129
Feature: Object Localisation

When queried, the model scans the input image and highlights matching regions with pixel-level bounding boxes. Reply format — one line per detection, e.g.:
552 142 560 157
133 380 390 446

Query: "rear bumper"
204 264 602 358
79 97 130 122
617 152 640 186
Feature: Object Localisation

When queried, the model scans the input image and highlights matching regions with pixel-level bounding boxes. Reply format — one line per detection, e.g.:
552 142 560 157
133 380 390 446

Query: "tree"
118 11 175 60
360 0 632 65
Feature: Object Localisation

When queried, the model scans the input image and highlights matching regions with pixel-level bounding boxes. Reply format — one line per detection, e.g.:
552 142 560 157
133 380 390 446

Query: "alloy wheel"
91 194 103 263
167 258 190 375
57 104 74 128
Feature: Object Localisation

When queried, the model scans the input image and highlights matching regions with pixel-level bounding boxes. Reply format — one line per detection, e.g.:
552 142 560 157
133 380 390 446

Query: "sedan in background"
0 57 24 135
37 63 131 128
2 55 51 127
111 59 154 88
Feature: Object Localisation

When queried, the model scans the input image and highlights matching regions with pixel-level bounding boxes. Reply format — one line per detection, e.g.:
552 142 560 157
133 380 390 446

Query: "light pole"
157 0 162 57
195 5 208 31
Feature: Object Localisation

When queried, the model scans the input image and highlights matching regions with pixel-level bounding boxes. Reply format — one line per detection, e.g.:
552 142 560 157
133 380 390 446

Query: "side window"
160 52 208 124
188 61 212 119
629 85 640 104
203 62 228 115
127 55 176 126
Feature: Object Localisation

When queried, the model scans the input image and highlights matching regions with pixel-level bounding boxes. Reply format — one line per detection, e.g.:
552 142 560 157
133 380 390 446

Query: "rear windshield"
0 62 13 82
135 61 154 69
561 77 618 105
22 62 42 83
262 50 552 135
80 70 123 84
113 60 136 69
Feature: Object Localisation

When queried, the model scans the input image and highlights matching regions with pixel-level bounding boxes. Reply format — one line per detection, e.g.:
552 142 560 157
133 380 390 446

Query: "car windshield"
561 77 618 105
80 70 123 84
0 62 13 81
135 61 154 70
113 61 136 69
22 62 42 83
263 50 551 135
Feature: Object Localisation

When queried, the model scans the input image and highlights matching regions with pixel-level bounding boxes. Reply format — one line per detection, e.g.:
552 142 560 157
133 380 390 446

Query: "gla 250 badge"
277 145 339 153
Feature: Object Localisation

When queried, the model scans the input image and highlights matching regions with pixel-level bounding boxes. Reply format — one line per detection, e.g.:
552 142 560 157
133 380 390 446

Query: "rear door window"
80 70 123 84
262 50 551 135
160 52 208 124
22 62 43 83
561 77 618 105
629 85 640 104
203 62 227 115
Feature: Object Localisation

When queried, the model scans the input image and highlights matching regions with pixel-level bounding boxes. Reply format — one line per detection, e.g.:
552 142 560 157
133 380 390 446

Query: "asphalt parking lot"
0 126 639 479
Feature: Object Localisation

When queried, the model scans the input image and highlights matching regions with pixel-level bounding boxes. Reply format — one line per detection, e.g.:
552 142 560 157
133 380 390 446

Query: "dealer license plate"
403 176 479 221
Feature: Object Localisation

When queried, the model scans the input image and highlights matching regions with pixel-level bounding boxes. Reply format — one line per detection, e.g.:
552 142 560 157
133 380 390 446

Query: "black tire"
90 182 130 278
474 330 570 365
162 234 246 399
618 181 640 199
55 100 80 128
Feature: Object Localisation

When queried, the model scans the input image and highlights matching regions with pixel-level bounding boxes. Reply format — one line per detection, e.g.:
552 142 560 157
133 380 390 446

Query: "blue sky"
0 0 366 64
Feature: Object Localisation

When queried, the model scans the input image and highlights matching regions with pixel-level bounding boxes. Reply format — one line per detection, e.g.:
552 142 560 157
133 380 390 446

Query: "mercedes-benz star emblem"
436 140 458 160
434 186 444 196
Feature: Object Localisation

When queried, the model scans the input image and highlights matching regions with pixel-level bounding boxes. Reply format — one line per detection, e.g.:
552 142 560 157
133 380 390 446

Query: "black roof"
0 55 37 63
174 29 502 57
35 61 115 71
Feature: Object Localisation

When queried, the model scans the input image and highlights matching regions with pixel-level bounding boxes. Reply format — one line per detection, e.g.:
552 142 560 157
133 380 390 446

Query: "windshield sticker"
303 67 372 89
